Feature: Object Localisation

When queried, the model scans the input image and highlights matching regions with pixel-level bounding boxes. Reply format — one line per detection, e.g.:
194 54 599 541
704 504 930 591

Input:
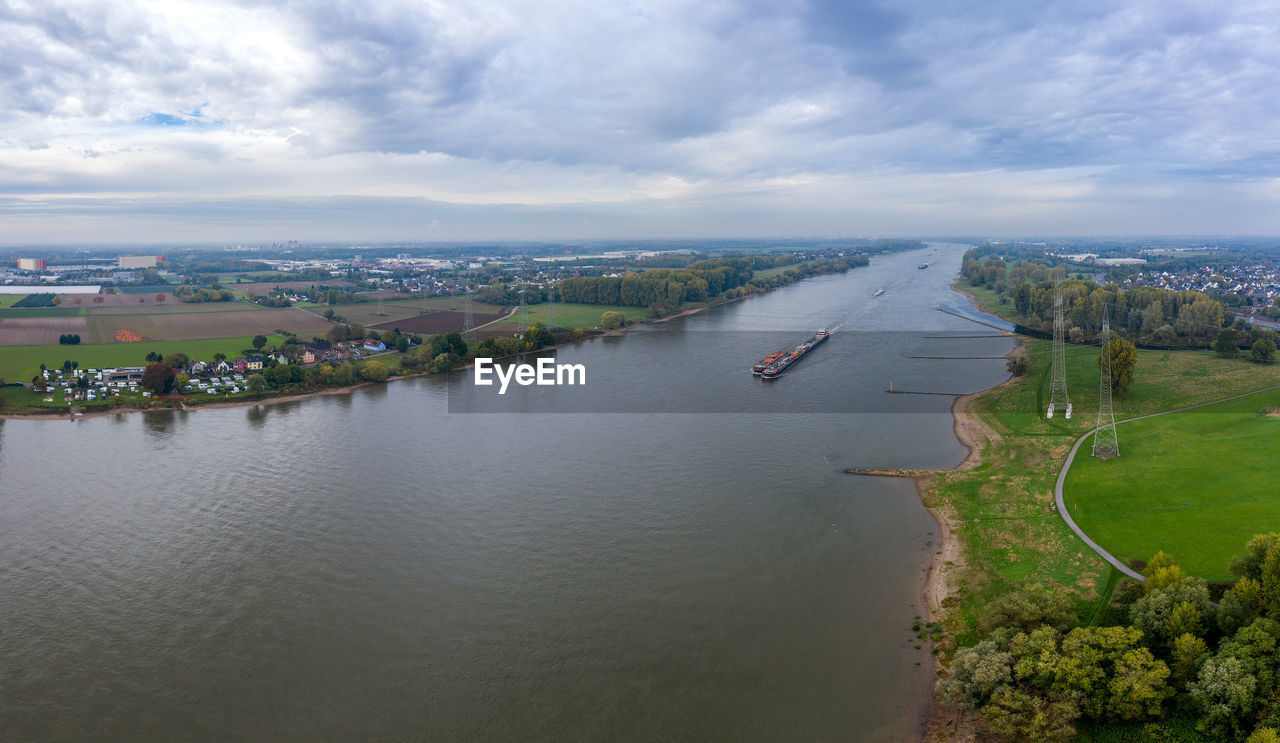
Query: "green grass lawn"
753 262 805 279
1065 387 1280 582
929 338 1280 639
496 302 647 329
0 335 269 383
0 294 24 308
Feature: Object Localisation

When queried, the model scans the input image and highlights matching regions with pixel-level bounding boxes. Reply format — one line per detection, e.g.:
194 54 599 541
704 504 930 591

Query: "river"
0 243 1014 742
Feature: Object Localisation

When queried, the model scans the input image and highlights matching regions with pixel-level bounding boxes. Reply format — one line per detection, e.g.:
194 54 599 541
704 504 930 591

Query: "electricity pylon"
547 281 556 328
463 292 475 343
1047 282 1071 419
1092 318 1119 459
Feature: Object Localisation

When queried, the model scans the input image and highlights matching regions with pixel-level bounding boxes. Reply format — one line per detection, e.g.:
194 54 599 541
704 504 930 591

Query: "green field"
0 294 24 308
1065 388 1280 582
753 262 805 279
495 302 647 329
0 335 267 383
928 335 1280 638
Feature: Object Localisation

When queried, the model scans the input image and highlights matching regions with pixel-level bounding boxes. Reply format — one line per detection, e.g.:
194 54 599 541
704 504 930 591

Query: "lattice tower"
1047 283 1071 419
463 293 475 343
1092 317 1119 459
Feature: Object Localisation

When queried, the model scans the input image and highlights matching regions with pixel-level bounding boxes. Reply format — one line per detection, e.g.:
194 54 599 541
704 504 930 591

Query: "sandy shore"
916 284 1022 743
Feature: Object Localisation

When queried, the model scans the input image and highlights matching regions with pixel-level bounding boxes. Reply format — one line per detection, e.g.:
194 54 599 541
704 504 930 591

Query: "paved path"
1055 384 1280 583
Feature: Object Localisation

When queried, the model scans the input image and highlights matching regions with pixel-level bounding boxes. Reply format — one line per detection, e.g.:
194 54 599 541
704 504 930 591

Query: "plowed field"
85 308 334 343
0 316 90 345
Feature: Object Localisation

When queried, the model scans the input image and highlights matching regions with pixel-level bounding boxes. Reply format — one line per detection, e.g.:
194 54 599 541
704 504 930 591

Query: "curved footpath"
1055 383 1280 582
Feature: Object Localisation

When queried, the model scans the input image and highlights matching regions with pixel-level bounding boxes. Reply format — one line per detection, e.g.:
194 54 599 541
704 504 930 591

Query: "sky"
2 0 1279 244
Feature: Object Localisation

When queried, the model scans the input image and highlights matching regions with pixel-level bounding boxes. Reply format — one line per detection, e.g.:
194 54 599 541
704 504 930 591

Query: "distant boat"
918 262 929 269
873 288 885 297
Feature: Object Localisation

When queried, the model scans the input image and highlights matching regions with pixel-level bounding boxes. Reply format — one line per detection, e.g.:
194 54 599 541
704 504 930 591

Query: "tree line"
941 535 1280 742
962 251 1237 348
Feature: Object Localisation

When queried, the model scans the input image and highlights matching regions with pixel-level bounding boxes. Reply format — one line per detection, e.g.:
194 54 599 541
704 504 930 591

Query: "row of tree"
172 285 236 303
963 252 1234 347
941 535 1280 742
57 334 82 345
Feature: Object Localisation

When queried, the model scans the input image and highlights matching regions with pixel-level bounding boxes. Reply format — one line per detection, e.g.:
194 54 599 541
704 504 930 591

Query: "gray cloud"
1 0 1279 240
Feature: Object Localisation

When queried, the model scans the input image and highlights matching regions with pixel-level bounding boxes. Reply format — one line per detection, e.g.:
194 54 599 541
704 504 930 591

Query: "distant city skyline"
3 1 1279 243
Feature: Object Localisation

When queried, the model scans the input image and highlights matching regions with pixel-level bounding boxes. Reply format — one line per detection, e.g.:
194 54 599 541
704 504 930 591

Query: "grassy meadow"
929 336 1280 640
1066 387 1280 582
0 335 267 383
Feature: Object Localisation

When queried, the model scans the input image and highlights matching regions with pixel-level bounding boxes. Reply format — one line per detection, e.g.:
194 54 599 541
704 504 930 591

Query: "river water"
0 244 1013 742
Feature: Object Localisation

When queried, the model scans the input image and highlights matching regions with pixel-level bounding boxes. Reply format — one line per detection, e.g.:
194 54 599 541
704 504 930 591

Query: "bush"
1006 354 1030 376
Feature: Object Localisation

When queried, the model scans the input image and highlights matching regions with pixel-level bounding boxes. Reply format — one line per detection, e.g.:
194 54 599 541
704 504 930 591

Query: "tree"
979 583 1078 634
155 293 166 305
396 335 410 353
213 352 227 363
1107 648 1172 719
140 363 175 395
1101 336 1137 394
1006 354 1030 376
252 334 268 351
1234 535 1280 582
246 374 269 394
1254 339 1277 365
1172 633 1210 688
1249 727 1280 743
1130 576 1213 650
360 360 388 382
601 311 625 329
1217 328 1240 358
936 639 1013 708
1189 656 1258 739
981 686 1081 743
93 295 104 305
162 353 189 369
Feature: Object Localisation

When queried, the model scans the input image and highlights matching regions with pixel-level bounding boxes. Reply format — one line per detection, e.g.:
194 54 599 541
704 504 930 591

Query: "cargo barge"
760 330 829 379
751 350 787 375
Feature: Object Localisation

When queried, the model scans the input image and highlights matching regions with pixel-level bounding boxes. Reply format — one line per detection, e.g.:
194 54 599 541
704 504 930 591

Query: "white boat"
873 288 885 297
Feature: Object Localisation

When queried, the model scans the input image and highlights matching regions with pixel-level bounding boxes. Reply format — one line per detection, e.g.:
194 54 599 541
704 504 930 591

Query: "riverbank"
0 371 434 422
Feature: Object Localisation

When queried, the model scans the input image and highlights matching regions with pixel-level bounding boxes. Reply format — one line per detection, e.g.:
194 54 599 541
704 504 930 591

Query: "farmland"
0 335 268 382
83 308 334 343
63 292 176 307
89 301 266 315
370 310 506 335
0 316 90 345
0 294 22 308
492 302 647 329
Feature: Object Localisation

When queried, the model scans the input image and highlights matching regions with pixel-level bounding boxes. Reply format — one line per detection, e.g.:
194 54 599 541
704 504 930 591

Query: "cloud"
0 0 1278 240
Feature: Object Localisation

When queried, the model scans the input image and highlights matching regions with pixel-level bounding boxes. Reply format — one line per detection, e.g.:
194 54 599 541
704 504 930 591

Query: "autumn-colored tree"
140 363 175 395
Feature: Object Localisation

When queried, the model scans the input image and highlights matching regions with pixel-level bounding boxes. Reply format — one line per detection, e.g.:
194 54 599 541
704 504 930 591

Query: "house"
269 353 289 365
362 339 386 352
232 358 249 373
299 348 317 365
212 360 231 374
188 361 207 375
245 355 263 371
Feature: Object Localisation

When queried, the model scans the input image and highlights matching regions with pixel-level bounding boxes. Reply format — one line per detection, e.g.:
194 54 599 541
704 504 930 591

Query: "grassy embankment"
928 307 1280 641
